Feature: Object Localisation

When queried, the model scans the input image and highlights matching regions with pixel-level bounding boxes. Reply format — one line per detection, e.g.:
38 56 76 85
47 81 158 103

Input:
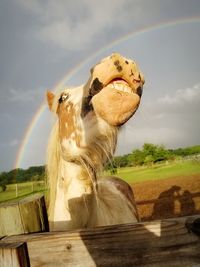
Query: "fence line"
0 181 46 203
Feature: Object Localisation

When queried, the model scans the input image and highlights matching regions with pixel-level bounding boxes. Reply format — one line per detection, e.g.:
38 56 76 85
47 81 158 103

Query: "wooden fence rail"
0 194 200 267
1 215 200 267
0 194 49 236
0 242 29 267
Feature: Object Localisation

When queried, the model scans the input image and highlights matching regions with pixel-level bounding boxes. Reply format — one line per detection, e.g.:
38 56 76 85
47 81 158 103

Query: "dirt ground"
131 174 200 221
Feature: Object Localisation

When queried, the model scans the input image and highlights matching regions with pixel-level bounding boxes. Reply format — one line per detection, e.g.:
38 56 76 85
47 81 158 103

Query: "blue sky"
0 0 200 171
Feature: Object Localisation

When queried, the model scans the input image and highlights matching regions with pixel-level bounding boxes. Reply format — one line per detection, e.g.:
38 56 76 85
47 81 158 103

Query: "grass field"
0 181 46 203
0 160 200 204
115 160 200 183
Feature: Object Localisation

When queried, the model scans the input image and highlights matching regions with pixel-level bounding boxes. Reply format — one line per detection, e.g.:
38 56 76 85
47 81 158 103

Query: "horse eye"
59 93 69 103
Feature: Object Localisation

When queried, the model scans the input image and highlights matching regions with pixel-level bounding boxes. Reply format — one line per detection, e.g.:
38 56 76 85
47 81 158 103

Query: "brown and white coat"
46 53 145 231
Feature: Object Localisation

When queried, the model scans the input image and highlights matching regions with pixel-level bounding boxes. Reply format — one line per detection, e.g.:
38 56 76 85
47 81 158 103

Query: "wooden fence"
0 194 200 267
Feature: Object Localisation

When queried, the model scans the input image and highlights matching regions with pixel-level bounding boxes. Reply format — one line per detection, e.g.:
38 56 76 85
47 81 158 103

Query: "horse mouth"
105 78 137 95
91 77 142 126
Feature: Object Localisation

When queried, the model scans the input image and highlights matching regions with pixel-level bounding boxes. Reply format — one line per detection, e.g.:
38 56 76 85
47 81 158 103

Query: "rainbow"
14 16 200 169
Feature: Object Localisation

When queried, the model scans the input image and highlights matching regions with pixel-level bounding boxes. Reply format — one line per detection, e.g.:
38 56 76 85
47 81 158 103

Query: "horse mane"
46 121 60 220
46 87 66 220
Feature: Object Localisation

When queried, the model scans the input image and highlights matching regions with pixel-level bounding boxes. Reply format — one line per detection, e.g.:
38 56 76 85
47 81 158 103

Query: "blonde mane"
46 122 60 221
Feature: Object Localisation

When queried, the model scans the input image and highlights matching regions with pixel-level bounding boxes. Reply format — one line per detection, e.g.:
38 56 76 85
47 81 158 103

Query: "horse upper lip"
106 78 130 86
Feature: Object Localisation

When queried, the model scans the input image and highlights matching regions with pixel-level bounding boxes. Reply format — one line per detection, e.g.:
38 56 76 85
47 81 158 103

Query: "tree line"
0 144 200 191
105 143 200 172
0 166 45 192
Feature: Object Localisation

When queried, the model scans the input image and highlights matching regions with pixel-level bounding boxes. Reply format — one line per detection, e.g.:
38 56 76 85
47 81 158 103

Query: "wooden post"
0 242 30 267
0 194 49 236
1 215 200 267
15 184 18 198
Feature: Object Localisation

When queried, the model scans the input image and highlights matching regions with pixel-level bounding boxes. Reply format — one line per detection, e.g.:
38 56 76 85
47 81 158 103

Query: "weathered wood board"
0 242 30 267
1 215 200 267
0 194 49 236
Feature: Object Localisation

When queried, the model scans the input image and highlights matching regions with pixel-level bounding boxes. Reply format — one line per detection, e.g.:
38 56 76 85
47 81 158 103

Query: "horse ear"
46 90 55 111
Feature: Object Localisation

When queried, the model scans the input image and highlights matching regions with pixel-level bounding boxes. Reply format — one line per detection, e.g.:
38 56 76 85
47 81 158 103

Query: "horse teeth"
114 85 131 93
108 81 132 94
124 87 132 93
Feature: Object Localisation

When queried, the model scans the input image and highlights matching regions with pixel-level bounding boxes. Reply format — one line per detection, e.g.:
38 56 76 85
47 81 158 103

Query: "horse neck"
48 107 119 225
50 127 118 222
60 114 119 179
59 158 94 194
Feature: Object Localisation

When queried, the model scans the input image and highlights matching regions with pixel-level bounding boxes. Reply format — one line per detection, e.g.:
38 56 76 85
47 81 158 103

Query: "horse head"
47 53 144 167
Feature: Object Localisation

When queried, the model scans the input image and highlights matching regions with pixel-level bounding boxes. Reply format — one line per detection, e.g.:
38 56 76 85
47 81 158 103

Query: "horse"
46 53 145 231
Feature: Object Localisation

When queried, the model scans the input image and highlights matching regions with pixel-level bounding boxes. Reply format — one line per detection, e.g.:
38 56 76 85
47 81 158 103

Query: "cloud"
9 139 19 147
148 83 200 128
145 83 200 118
0 138 19 148
20 0 127 49
158 83 200 106
7 87 45 103
16 0 161 50
117 83 200 152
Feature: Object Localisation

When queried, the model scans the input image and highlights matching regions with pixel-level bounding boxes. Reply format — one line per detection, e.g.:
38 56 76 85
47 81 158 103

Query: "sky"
0 0 200 171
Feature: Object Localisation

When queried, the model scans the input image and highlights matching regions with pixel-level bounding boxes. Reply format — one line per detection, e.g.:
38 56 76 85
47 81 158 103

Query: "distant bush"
0 166 45 185
171 145 200 157
0 182 7 192
105 143 200 171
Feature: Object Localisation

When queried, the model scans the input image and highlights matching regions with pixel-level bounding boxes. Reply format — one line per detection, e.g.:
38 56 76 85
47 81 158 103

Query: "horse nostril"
137 87 143 97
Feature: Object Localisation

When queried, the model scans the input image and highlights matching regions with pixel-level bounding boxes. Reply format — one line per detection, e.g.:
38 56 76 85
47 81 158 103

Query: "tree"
0 181 7 192
0 172 9 185
144 155 154 166
154 144 171 162
129 143 174 166
114 155 129 168
143 143 157 157
129 149 145 166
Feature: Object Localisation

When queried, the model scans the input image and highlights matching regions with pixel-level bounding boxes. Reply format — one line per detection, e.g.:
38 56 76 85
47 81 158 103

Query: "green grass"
110 160 200 183
0 181 46 203
1 160 200 203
